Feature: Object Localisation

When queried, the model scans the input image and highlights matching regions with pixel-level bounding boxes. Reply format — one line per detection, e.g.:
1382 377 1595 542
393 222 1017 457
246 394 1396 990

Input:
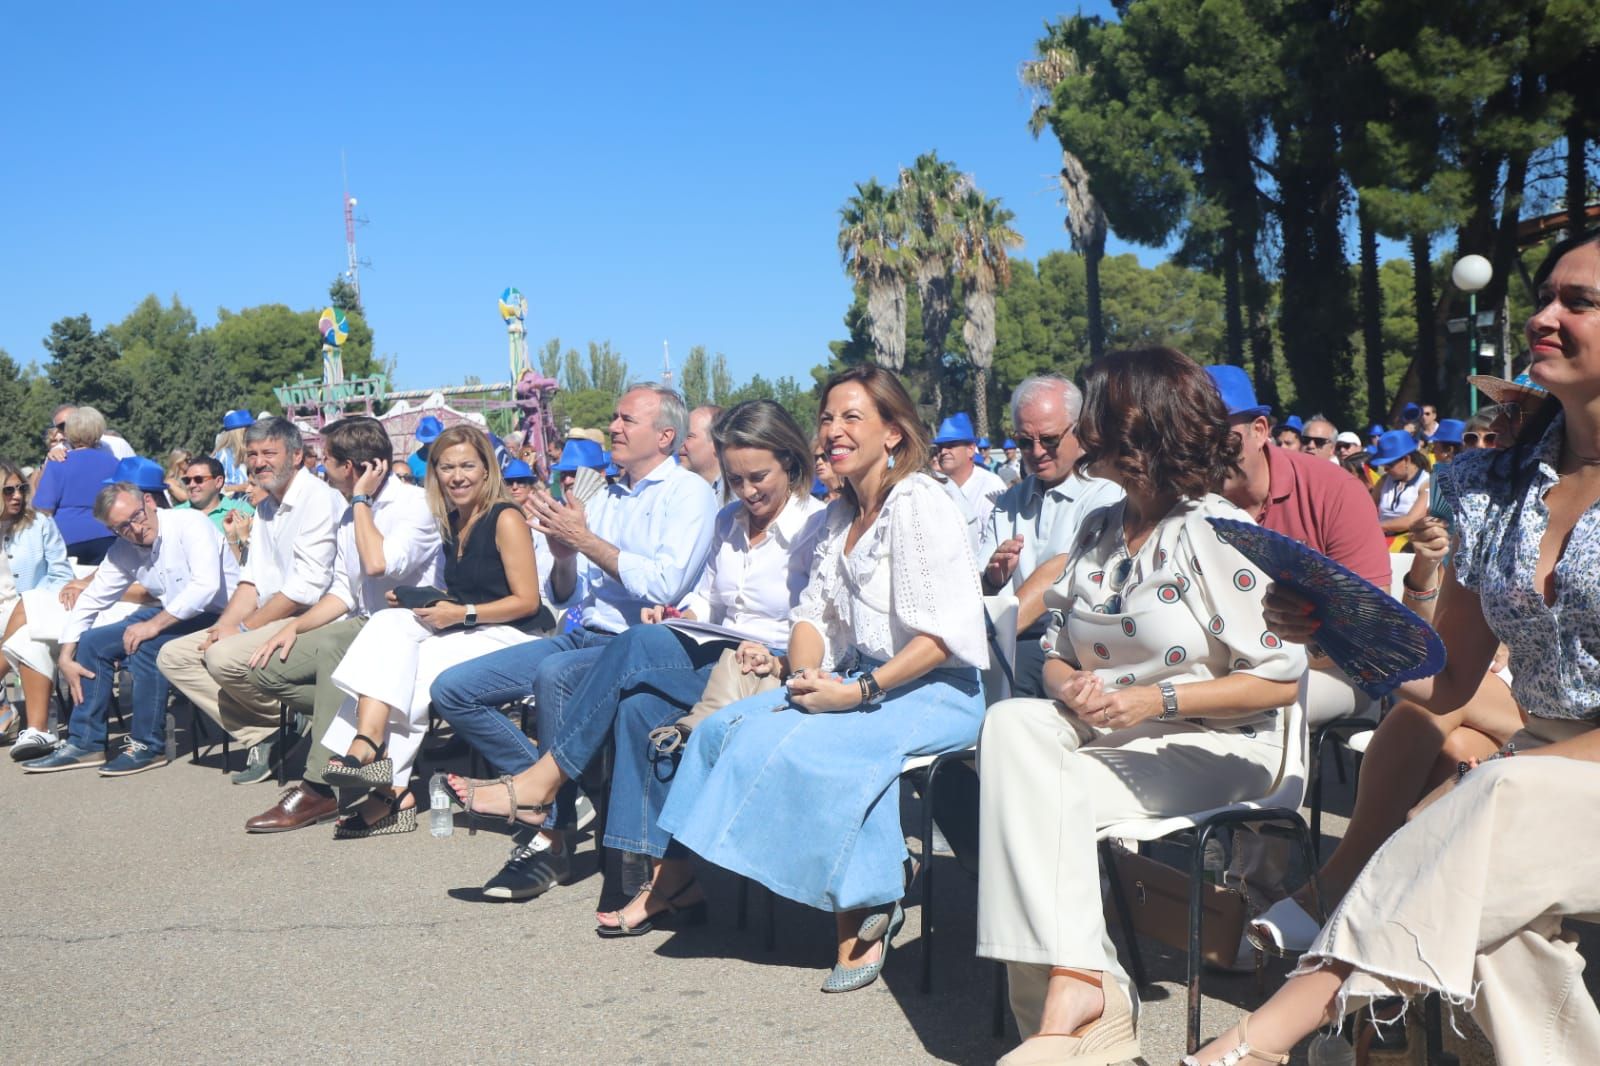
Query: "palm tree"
899 152 969 414
1021 27 1110 362
837 180 909 370
955 189 1023 440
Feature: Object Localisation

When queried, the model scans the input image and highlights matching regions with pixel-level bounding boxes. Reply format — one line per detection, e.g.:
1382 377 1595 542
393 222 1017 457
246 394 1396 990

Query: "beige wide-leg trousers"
156 620 294 747
976 697 1285 1036
1298 717 1600 1065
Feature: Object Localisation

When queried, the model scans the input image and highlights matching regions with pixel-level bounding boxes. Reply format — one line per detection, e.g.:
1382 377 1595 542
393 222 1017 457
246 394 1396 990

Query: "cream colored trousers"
976 697 1285 1036
156 620 294 747
1298 716 1600 1065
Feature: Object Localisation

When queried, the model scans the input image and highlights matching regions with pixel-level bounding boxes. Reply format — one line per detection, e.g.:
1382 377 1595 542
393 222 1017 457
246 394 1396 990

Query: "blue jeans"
68 608 219 751
428 627 616 776
533 625 725 857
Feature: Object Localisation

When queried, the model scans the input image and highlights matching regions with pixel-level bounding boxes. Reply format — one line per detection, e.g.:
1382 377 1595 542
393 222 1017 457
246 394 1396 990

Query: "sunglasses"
180 474 217 485
1014 432 1066 453
52 421 66 432
2 485 26 497
1301 436 1332 449
1463 432 1497 447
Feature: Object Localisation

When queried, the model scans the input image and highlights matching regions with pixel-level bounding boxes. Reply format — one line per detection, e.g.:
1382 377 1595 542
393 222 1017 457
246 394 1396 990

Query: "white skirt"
322 606 536 787
2 586 141 679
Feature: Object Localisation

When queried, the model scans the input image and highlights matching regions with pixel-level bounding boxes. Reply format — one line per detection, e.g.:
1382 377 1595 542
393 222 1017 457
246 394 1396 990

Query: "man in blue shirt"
430 383 717 899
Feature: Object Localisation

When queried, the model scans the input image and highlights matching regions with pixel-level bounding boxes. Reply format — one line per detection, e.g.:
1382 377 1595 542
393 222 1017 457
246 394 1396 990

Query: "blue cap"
604 453 619 478
1368 423 1385 438
1281 415 1304 433
103 456 168 493
1430 418 1466 446
932 413 977 446
221 409 255 431
810 476 830 499
1369 430 1418 467
1204 365 1272 420
977 436 990 450
1400 402 1421 422
502 458 535 482
1002 438 1017 449
552 439 605 472
414 415 445 445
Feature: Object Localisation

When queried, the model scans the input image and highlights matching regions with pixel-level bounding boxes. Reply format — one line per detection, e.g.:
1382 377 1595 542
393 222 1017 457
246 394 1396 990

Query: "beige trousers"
1298 717 1600 1065
976 697 1286 1036
156 620 294 747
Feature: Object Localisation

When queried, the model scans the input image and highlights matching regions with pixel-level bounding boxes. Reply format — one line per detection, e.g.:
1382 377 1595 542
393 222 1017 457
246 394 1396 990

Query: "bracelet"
1402 584 1439 603
1457 743 1517 782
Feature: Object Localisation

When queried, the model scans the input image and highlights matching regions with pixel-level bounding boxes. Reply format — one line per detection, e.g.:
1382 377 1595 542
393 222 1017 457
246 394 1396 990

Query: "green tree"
537 338 563 381
587 341 629 394
899 152 967 416
681 345 710 407
954 189 1023 439
0 349 42 462
108 294 233 454
553 388 616 436
711 352 733 405
44 314 129 426
837 179 910 370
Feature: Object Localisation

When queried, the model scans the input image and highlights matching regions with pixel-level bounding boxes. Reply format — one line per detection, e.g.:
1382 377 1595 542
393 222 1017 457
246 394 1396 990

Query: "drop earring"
886 452 897 470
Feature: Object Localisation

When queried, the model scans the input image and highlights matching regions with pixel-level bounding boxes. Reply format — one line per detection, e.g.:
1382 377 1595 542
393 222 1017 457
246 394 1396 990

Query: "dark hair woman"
977 348 1306 1065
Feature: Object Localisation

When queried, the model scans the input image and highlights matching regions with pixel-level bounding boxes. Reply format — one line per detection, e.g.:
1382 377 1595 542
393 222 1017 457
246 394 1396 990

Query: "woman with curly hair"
978 347 1306 1066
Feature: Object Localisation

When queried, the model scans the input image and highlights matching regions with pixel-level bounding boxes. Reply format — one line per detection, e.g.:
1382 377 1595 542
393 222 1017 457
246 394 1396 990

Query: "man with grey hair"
679 404 725 497
979 374 1122 696
157 416 346 784
428 383 717 899
21 480 236 776
1298 414 1339 463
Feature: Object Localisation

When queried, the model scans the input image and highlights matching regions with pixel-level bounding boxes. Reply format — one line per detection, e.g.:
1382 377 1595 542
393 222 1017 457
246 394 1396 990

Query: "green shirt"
176 495 254 534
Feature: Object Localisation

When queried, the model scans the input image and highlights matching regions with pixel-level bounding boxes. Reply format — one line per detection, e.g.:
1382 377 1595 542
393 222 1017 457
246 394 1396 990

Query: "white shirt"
63 509 238 644
1377 470 1429 524
549 456 718 633
978 472 1125 594
679 493 828 648
792 473 986 670
957 464 1007 534
100 435 136 460
327 478 445 618
240 468 345 608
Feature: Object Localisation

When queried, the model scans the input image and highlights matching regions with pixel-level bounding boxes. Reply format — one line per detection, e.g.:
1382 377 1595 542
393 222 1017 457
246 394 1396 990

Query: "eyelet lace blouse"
791 472 986 671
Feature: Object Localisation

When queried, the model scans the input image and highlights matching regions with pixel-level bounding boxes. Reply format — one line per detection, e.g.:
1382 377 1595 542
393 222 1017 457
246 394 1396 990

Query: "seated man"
175 455 254 560
157 417 345 784
239 416 443 832
22 468 237 775
979 375 1121 697
933 413 1006 546
430 383 716 896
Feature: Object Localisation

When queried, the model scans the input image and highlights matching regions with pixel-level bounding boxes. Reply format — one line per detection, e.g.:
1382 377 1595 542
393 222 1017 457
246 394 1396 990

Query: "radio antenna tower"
660 340 673 387
341 151 369 309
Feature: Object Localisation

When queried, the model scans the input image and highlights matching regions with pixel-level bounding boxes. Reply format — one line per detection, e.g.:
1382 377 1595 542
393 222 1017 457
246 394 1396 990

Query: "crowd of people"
3 228 1599 1064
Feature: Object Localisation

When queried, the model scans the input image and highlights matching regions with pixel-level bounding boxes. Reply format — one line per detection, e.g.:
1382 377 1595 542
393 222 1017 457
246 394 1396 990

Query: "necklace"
1565 440 1600 465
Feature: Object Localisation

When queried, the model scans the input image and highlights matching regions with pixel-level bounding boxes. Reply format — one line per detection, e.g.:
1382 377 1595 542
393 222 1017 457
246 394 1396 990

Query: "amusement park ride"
274 286 562 478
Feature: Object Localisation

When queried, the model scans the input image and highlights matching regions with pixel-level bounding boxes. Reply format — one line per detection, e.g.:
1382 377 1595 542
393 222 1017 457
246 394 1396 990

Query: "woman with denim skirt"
649 366 988 993
444 400 826 903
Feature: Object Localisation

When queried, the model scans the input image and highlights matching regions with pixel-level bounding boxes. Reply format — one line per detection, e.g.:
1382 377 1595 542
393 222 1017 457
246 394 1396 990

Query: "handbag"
1105 845 1249 969
392 585 457 609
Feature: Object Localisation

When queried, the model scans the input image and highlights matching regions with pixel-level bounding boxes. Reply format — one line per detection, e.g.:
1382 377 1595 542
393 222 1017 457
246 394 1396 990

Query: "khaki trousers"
248 616 366 787
156 619 294 747
976 696 1285 1037
1300 717 1600 1065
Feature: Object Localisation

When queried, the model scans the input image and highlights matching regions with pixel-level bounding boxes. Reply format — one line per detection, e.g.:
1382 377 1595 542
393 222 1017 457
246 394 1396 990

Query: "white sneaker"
1248 895 1322 955
9 727 59 763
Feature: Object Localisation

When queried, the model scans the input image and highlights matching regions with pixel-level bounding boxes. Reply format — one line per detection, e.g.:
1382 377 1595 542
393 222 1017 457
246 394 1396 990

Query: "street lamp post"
1452 255 1494 414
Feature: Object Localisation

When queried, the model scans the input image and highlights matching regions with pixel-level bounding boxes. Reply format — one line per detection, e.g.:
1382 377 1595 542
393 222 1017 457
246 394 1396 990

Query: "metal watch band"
1158 680 1179 720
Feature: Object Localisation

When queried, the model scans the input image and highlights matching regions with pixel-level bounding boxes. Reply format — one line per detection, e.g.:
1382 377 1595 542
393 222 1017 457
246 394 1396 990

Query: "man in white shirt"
430 383 716 888
22 476 237 776
235 416 444 831
996 439 1022 487
933 413 1007 540
680 404 725 499
157 416 346 784
978 375 1123 696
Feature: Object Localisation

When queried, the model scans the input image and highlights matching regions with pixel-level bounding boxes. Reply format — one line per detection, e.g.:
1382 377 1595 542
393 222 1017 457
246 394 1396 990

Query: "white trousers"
2 586 139 679
976 697 1285 1036
322 607 535 787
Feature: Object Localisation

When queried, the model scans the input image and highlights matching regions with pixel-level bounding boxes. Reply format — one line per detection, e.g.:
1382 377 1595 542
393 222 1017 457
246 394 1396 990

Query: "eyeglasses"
52 421 66 433
1300 436 1332 449
1014 432 1067 453
1463 432 1497 448
180 475 216 485
111 506 149 537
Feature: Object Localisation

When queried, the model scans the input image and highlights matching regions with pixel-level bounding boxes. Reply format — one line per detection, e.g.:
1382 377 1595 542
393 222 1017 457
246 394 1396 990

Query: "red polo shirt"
1255 445 1391 590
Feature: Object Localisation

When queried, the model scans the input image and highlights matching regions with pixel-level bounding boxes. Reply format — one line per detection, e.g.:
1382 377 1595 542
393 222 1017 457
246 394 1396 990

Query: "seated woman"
1188 227 1600 1066
447 399 827 903
0 459 77 748
977 347 1305 1066
1368 430 1430 547
34 406 120 564
652 366 988 993
319 425 545 838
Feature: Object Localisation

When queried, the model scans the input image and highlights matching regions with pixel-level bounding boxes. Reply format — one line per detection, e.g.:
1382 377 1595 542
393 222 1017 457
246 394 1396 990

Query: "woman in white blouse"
448 400 826 904
978 348 1306 1066
1369 429 1430 541
652 366 987 993
0 458 74 743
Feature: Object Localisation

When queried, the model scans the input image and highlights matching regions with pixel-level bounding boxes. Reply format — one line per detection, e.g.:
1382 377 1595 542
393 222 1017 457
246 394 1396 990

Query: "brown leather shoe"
245 785 339 833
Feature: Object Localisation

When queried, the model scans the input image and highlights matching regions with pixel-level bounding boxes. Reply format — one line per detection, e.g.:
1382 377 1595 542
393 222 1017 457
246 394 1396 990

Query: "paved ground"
0 722 1531 1065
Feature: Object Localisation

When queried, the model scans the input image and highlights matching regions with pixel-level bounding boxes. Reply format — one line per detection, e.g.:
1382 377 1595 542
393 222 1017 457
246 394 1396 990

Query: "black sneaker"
483 834 570 901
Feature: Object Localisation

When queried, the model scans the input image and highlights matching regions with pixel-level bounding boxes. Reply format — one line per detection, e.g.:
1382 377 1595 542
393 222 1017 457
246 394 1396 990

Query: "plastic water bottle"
428 771 454 838
1306 1030 1356 1066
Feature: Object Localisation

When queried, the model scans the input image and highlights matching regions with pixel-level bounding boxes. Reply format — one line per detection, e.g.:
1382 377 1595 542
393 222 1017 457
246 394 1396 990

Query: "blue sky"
0 1 1136 393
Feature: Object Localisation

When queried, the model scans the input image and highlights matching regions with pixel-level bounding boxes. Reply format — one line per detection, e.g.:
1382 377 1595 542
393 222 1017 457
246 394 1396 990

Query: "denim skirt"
657 655 984 912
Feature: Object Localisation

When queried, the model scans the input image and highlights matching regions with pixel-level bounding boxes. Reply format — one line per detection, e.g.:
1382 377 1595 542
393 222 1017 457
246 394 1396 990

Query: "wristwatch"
859 671 886 707
1157 681 1180 721
350 494 373 508
463 604 478 628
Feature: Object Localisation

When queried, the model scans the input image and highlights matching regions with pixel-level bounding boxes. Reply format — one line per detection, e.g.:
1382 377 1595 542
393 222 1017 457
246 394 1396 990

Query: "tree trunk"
1085 232 1105 363
1358 201 1386 422
1241 249 1276 412
1568 117 1589 238
1223 233 1244 367
1410 231 1437 415
973 366 989 439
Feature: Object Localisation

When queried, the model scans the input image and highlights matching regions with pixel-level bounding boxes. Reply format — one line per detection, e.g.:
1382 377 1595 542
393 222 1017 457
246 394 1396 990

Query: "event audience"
933 412 1006 541
34 406 121 564
0 459 76 750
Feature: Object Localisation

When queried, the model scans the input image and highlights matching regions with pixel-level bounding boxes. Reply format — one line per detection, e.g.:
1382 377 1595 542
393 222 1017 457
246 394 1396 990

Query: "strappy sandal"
997 968 1139 1065
333 791 418 839
595 878 708 938
323 733 393 790
1178 1012 1290 1065
454 774 553 836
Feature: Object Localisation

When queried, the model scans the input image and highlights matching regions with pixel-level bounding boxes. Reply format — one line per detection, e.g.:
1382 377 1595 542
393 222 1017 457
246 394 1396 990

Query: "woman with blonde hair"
33 407 120 563
316 424 547 837
214 410 253 495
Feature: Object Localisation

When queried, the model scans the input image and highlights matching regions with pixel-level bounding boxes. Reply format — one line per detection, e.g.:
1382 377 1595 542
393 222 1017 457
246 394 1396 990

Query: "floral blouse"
1041 493 1306 731
1437 414 1600 721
